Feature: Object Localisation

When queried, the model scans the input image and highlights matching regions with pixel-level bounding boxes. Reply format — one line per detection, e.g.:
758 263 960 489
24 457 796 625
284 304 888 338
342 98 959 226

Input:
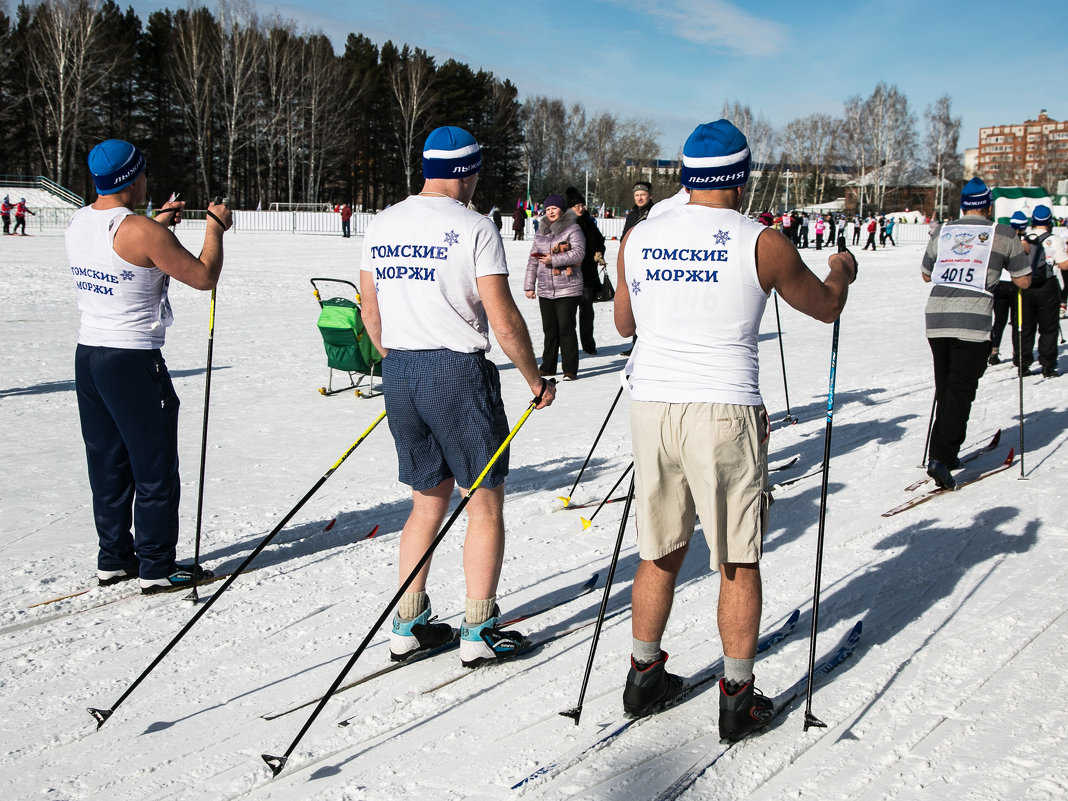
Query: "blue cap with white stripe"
88 139 146 195
422 126 482 180
680 120 751 190
1010 210 1029 230
960 178 991 210
1031 205 1052 226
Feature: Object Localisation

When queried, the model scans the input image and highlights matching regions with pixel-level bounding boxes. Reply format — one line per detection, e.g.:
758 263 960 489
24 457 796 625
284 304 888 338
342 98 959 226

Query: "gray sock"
398 591 428 621
723 656 754 690
465 596 497 626
632 638 662 667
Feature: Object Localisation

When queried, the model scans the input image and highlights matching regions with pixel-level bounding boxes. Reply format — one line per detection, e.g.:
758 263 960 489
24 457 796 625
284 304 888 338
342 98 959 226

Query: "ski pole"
803 236 852 731
262 382 552 777
773 291 796 424
920 393 936 469
186 288 217 602
558 385 622 507
86 410 387 729
580 461 632 530
1017 288 1027 479
561 474 635 725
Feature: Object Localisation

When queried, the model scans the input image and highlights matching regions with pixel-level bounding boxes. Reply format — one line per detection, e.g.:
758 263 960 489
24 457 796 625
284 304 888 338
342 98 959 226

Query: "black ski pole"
558 385 623 507
803 235 852 731
773 291 796 424
580 460 632 530
186 288 217 602
86 410 387 729
262 383 551 777
1016 289 1027 479
561 474 635 725
920 393 936 469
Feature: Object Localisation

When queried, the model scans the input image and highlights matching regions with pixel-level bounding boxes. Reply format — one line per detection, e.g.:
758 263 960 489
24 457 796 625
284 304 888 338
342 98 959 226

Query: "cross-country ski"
882 449 1016 516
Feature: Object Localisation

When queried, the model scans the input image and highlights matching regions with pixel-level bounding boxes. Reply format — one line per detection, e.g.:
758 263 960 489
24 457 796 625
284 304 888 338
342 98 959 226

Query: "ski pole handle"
837 235 858 282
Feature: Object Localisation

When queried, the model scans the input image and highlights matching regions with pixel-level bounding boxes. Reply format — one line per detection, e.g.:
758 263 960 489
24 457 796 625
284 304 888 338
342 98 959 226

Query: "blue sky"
130 0 1049 160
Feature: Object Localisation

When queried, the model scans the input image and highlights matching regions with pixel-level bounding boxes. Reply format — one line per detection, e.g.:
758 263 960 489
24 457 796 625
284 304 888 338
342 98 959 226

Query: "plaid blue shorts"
382 349 510 491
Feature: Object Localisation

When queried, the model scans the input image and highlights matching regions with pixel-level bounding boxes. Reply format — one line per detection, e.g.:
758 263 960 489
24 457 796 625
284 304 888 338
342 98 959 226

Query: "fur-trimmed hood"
537 207 579 236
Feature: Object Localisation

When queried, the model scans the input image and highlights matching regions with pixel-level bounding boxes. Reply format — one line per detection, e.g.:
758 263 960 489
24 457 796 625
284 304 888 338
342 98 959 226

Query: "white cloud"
625 0 789 56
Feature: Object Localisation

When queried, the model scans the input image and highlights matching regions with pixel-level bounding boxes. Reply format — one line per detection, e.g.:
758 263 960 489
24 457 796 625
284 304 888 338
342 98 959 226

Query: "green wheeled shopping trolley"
311 278 383 398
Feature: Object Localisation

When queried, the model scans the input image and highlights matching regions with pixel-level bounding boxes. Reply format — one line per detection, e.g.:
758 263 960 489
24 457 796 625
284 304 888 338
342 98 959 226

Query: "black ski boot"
622 651 685 718
926 459 956 490
719 677 774 743
389 600 456 662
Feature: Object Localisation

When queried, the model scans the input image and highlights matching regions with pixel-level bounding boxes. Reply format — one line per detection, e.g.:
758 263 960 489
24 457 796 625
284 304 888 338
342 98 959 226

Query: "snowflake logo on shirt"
714 229 731 246
630 279 641 294
444 230 459 246
121 270 135 281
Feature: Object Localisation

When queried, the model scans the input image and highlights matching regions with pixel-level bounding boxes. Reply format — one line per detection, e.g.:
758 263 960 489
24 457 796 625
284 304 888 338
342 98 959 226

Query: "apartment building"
977 109 1068 188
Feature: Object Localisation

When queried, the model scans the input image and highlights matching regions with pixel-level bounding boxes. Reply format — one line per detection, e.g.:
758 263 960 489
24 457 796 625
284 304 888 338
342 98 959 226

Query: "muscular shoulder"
111 214 170 267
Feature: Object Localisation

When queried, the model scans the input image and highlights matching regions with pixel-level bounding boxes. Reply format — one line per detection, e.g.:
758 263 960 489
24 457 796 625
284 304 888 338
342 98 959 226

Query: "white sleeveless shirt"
623 205 768 404
66 206 172 349
360 195 508 353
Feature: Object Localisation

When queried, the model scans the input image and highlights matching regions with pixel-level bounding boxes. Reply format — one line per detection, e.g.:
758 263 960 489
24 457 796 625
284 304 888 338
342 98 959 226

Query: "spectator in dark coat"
512 205 526 240
566 186 606 355
622 181 654 238
620 181 654 353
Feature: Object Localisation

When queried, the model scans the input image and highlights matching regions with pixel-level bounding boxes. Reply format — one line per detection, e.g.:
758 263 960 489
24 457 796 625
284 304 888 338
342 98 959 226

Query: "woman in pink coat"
814 215 827 250
524 194 585 380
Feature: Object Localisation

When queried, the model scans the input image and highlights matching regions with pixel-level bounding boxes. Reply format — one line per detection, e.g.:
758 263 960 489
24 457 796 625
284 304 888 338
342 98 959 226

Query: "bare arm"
757 228 854 323
358 268 386 356
112 200 233 290
477 273 555 409
614 228 636 337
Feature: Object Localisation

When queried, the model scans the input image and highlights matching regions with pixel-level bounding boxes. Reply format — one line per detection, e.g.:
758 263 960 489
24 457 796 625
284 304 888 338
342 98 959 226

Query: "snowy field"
1 225 1066 801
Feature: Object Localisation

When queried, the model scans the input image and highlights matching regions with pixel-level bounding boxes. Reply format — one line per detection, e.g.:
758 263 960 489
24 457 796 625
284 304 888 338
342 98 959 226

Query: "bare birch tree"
842 94 871 214
254 18 298 205
721 100 776 214
170 4 220 201
215 0 260 203
858 83 916 210
300 33 353 202
924 94 961 216
385 44 436 194
781 113 840 205
25 0 115 185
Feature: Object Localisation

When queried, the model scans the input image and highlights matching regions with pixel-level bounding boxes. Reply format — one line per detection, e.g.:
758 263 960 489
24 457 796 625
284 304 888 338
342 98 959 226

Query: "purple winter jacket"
524 209 586 299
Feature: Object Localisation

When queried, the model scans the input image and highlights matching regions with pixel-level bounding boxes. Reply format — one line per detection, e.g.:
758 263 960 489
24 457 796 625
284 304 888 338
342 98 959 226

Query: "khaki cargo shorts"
630 401 770 567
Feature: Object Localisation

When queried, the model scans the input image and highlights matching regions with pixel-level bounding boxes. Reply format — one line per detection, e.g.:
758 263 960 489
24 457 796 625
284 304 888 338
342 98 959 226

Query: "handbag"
593 270 615 302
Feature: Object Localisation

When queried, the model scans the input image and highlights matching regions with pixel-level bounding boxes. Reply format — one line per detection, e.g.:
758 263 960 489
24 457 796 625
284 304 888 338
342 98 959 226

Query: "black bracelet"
534 377 556 403
205 209 227 230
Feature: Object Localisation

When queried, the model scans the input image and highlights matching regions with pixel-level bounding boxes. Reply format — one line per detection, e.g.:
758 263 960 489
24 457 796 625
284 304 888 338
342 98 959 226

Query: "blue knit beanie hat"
960 178 991 210
1031 205 1053 226
543 194 566 210
88 139 146 195
422 126 482 180
680 119 751 190
1009 210 1029 230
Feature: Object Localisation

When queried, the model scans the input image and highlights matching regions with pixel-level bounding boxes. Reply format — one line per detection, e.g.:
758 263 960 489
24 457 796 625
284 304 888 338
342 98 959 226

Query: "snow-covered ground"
1 226 1066 800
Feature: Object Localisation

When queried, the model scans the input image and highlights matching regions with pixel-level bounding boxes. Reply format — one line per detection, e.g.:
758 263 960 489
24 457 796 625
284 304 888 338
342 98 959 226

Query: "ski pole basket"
310 277 383 398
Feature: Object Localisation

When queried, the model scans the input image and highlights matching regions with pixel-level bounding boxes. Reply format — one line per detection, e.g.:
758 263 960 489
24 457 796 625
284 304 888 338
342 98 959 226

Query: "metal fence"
16 207 1065 246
